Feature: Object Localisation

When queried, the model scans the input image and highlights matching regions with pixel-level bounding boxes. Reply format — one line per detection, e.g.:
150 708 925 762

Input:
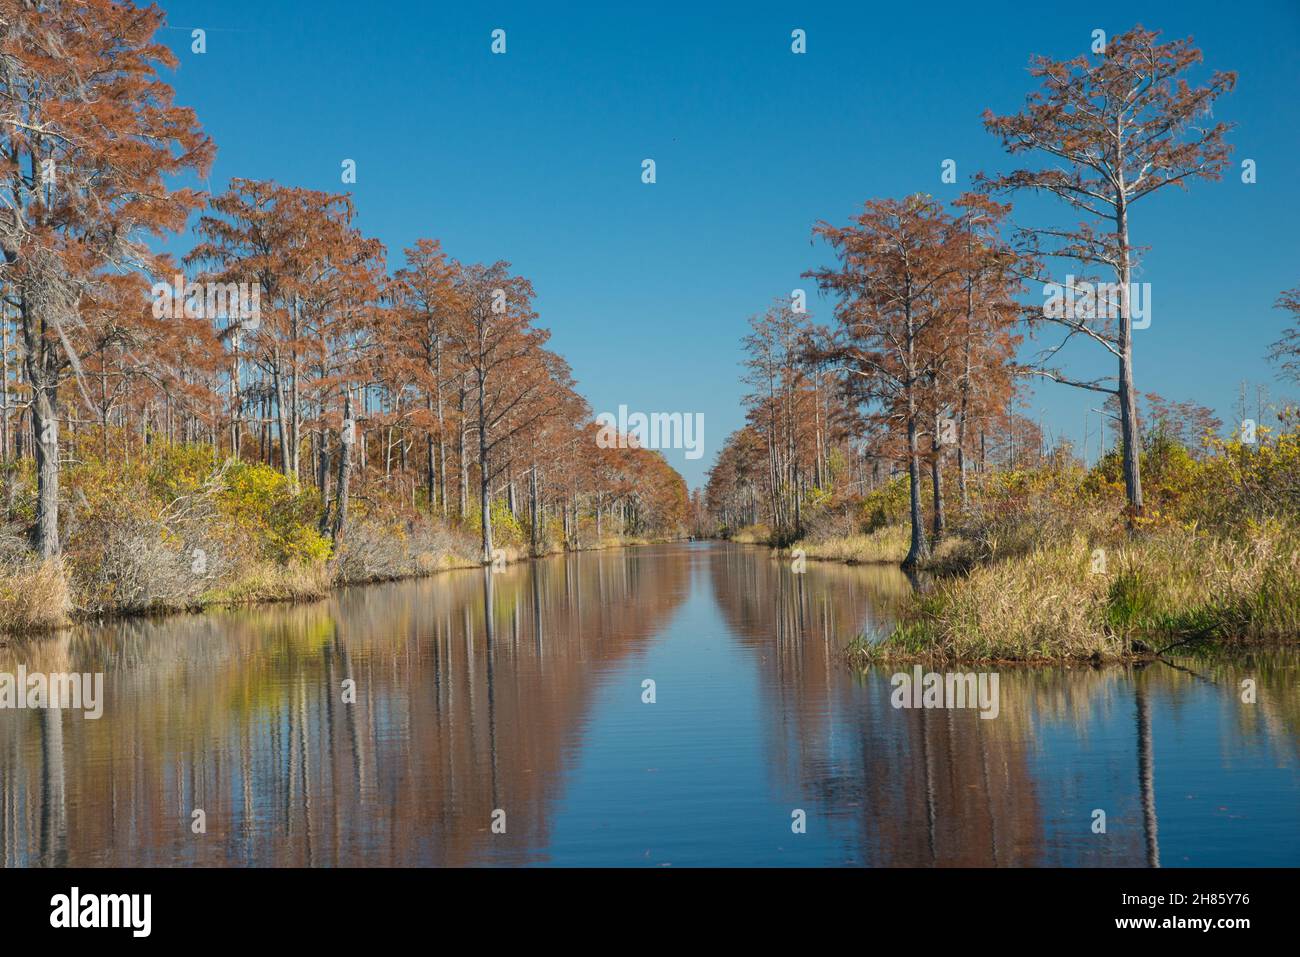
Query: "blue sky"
159 0 1299 488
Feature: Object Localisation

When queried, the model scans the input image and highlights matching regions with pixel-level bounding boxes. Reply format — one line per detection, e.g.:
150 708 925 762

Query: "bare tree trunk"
435 349 448 519
317 430 332 535
457 387 468 520
30 384 59 558
529 461 540 557
272 355 291 481
904 408 929 569
957 297 973 508
426 402 436 514
332 389 355 540
1116 200 1144 516
230 328 242 458
22 306 59 557
288 295 302 487
931 409 946 540
477 372 492 564
903 303 929 568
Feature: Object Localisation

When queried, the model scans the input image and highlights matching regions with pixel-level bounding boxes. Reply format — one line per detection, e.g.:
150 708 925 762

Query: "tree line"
707 26 1293 567
0 0 687 568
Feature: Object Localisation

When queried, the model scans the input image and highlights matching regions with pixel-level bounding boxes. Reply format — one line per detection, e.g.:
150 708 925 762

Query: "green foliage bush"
218 461 332 564
464 497 526 547
860 476 910 532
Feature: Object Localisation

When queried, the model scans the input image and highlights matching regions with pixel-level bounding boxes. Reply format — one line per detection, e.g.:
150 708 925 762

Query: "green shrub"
218 461 332 565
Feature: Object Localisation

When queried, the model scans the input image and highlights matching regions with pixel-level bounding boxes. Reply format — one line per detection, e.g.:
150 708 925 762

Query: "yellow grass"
0 559 73 635
206 560 332 606
790 525 911 564
858 521 1300 663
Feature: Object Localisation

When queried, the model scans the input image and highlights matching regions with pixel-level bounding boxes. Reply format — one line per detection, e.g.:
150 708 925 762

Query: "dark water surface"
1 542 1296 867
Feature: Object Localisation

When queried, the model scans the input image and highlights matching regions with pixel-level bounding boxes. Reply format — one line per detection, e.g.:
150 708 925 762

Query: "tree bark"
903 408 929 568
331 389 355 540
22 304 60 557
931 410 946 541
1116 199 1144 516
477 371 492 564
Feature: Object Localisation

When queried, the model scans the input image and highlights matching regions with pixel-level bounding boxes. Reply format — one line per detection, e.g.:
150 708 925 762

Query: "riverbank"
859 518 1299 663
731 522 1300 665
719 426 1300 664
0 442 683 637
0 533 669 638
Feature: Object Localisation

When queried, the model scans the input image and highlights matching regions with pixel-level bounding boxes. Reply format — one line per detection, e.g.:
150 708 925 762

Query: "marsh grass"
0 558 73 634
730 524 773 545
854 521 1300 664
204 560 334 606
788 524 911 564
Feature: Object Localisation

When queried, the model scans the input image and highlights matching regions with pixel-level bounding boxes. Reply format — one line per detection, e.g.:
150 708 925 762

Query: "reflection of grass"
591 536 656 550
847 656 1137 742
852 523 1300 664
1181 648 1300 762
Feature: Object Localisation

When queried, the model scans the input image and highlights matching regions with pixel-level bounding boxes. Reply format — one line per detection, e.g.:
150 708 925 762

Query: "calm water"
1 541 1296 867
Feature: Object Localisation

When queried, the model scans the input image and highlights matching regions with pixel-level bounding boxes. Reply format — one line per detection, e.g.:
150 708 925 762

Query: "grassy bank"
1 528 664 636
790 525 910 564
729 422 1300 663
850 520 1300 664
0 443 673 636
869 427 1300 662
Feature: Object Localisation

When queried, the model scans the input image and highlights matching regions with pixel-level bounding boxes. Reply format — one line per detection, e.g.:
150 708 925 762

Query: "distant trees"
808 196 959 565
805 195 1024 565
705 427 767 532
1139 393 1222 452
950 194 1022 507
188 180 339 484
738 296 835 540
708 193 1023 560
388 239 457 517
708 190 1027 560
187 205 691 556
447 262 549 562
0 8 1264 570
708 27 1249 546
981 25 1236 516
1269 286 1300 384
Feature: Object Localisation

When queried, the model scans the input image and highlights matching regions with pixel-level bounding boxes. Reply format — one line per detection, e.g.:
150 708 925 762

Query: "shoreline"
717 532 1300 666
1 536 677 641
842 638 1300 668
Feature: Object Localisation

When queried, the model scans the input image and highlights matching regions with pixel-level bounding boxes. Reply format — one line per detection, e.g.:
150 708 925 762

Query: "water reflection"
0 543 1296 867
